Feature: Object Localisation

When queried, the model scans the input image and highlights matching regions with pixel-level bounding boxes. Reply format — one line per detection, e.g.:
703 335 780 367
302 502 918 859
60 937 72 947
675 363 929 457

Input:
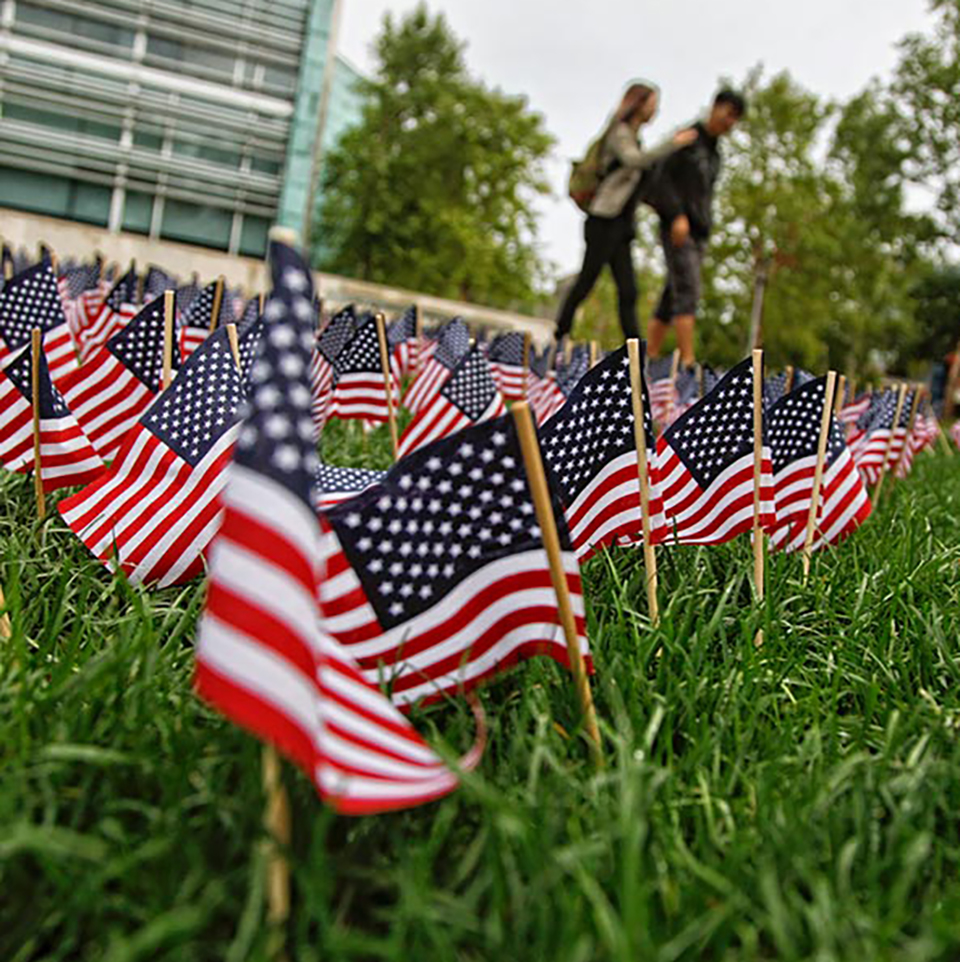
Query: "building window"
122 191 153 235
239 215 269 258
14 3 135 50
0 168 110 225
161 199 232 250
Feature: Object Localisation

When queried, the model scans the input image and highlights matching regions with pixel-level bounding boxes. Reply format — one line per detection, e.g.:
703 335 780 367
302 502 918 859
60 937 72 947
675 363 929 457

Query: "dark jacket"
642 122 720 240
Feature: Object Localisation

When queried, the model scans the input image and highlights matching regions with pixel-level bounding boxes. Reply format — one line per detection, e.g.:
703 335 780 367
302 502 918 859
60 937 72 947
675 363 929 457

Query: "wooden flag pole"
522 333 531 400
751 349 765 646
626 339 660 626
563 339 574 365
374 313 399 460
512 401 602 766
209 276 225 333
834 374 846 418
262 743 291 958
30 328 46 522
0 583 11 640
3 257 12 281
259 292 265 316
669 348 681 382
801 371 837 582
873 382 907 504
413 303 424 376
225 323 241 371
893 385 923 479
589 340 599 368
162 291 175 390
784 364 795 394
945 338 960 419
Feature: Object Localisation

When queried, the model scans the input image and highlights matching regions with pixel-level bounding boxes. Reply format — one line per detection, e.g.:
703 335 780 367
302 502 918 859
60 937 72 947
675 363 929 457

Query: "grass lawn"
2 422 959 962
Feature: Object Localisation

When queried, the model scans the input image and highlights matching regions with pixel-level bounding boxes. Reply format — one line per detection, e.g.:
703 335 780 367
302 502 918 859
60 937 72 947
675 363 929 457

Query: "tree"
313 5 555 311
891 0 960 245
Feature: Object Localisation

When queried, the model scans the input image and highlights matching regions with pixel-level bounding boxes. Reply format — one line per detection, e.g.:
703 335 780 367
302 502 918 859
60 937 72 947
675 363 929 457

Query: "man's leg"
608 231 639 342
670 240 704 367
674 315 695 367
646 316 670 358
555 218 618 341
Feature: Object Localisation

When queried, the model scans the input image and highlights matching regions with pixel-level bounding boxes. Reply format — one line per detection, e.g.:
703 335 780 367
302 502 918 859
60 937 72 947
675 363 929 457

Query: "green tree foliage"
892 0 960 244
313 4 555 311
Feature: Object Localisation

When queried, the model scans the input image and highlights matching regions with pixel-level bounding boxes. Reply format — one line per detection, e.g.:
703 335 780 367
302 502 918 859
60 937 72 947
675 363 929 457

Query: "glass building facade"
0 0 362 257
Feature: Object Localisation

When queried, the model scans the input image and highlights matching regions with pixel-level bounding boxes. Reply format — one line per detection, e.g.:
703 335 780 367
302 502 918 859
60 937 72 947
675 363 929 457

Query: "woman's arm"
608 123 697 171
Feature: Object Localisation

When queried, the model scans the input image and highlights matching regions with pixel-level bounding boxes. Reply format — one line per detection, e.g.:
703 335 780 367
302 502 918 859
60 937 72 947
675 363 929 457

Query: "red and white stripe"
196 465 479 814
43 323 79 384
649 377 677 428
656 441 776 544
397 390 505 459
839 395 871 425
318 521 591 709
59 353 158 460
58 422 239 587
326 371 400 423
490 361 527 402
850 429 890 486
401 356 453 414
565 450 669 561
770 448 871 553
528 374 567 425
309 349 333 431
179 325 208 363
74 298 138 363
0 363 103 491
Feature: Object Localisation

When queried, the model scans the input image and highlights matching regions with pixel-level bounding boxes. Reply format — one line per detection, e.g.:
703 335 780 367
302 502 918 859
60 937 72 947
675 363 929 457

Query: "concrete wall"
0 207 554 342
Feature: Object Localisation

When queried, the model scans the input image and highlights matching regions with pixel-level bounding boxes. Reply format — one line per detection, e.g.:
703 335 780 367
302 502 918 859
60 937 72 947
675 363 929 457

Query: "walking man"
645 89 747 368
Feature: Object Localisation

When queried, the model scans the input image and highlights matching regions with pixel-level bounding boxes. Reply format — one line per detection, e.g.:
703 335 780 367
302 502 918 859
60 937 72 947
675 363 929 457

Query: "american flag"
763 370 790 407
309 304 360 430
0 335 103 490
768 377 871 553
60 295 177 459
648 356 678 426
885 389 916 474
319 413 591 709
397 344 505 458
325 315 399 423
0 258 78 383
487 332 528 401
178 280 233 361
59 324 254 586
73 265 139 363
401 317 470 414
839 392 871 426
529 347 590 425
656 357 775 544
541 345 667 560
142 265 177 303
850 390 898 486
196 236 478 814
388 306 419 382
314 461 386 509
58 259 101 301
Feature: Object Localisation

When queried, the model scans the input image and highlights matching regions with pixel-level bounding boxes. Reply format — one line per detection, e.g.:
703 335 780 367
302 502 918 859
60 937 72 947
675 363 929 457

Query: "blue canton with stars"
141 328 246 467
182 280 233 331
325 414 573 630
107 297 178 391
432 317 471 369
439 345 498 420
234 240 320 506
3 339 69 418
857 390 897 433
61 260 101 299
105 267 139 312
540 346 652 502
314 461 386 500
768 376 845 474
387 306 416 347
332 316 383 377
554 347 590 398
317 305 360 364
663 357 759 488
487 332 525 367
0 260 68 348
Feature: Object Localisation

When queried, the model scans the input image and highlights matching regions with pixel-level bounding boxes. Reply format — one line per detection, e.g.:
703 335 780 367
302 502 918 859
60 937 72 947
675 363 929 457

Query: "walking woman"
555 82 696 344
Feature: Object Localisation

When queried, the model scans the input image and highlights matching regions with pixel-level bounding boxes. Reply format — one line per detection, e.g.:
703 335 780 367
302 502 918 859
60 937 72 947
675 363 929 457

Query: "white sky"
336 0 935 278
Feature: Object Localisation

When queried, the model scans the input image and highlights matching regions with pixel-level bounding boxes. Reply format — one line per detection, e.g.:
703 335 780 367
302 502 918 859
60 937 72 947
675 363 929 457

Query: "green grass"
2 433 960 961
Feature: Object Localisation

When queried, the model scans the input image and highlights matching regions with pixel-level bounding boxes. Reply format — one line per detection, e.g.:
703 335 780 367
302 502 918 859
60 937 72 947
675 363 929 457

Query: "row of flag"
0 239 951 816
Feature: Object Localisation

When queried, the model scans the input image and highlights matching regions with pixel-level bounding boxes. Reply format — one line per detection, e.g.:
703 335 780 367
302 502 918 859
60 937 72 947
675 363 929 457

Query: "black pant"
555 213 638 342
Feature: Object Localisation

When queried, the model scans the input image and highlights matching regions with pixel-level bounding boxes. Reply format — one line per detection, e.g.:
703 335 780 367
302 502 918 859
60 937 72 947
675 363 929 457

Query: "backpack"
568 125 617 213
